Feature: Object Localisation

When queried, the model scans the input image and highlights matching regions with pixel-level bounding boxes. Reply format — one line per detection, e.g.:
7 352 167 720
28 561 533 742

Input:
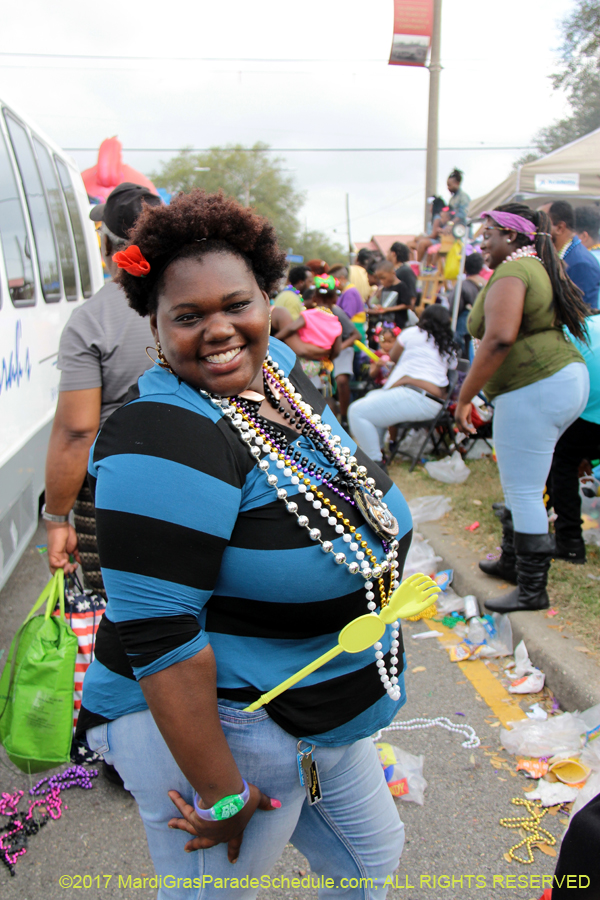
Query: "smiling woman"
455 204 590 617
79 190 413 900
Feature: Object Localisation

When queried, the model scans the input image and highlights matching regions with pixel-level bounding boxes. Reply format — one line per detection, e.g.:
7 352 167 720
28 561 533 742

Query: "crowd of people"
38 171 600 899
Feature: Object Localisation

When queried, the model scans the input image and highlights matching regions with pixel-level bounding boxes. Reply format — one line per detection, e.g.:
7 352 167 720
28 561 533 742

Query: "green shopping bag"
0 570 78 773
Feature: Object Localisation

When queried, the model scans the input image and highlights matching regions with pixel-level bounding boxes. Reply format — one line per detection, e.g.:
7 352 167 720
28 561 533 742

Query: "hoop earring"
145 342 174 374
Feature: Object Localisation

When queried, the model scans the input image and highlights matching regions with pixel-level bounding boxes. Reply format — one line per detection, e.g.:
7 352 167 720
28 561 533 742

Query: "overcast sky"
1 0 572 245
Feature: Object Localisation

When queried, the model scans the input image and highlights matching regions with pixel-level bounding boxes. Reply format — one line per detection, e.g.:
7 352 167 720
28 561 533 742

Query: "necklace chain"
201 357 402 701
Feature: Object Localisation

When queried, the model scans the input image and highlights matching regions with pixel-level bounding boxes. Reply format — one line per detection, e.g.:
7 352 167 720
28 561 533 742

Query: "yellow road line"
424 619 526 728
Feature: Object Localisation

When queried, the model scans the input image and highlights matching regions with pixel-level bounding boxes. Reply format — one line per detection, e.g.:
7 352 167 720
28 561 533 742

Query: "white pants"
348 387 442 460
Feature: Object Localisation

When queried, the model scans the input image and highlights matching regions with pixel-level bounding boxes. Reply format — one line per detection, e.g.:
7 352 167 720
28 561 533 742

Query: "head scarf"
482 210 537 242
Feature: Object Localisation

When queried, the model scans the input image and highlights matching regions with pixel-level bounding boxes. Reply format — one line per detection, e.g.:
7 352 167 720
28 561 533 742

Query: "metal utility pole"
346 192 353 266
424 0 442 231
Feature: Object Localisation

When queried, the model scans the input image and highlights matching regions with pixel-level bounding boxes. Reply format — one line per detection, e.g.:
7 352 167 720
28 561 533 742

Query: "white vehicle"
0 99 103 590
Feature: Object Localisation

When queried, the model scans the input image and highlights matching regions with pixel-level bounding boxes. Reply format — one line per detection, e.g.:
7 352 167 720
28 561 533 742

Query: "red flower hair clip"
113 245 150 277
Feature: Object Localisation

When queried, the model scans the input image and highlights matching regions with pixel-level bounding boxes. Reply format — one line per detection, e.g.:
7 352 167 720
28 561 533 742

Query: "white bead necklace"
200 357 403 702
374 716 480 749
501 244 540 265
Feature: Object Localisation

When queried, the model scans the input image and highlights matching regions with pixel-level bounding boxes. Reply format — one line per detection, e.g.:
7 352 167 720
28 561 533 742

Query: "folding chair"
388 368 460 472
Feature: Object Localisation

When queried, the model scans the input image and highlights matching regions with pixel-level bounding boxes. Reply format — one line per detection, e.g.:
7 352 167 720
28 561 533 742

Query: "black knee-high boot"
484 532 553 613
479 507 517 584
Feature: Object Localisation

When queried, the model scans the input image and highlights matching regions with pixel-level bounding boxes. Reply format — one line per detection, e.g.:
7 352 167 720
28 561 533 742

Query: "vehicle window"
34 138 77 301
0 127 35 306
55 157 92 298
5 113 61 303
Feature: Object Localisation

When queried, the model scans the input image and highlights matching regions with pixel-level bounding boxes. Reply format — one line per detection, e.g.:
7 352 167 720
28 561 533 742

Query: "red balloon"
81 137 158 202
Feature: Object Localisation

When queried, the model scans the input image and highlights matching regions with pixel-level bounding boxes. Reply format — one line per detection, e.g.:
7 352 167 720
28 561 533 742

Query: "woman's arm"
330 335 342 359
141 648 277 860
455 276 526 433
141 648 242 806
274 314 305 342
389 340 404 364
45 387 101 574
284 334 329 359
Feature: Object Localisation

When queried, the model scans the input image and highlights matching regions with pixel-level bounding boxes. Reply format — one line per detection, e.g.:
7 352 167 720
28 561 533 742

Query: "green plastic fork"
244 573 440 711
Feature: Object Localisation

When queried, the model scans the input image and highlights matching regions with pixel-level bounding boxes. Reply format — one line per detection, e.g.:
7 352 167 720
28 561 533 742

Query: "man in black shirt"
386 242 417 306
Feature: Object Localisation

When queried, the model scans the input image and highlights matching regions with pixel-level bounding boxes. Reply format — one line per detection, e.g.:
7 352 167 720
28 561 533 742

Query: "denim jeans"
348 387 442 460
87 707 404 900
493 362 589 533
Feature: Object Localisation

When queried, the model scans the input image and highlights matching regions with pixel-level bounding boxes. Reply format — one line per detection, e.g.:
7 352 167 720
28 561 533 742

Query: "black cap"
89 182 162 239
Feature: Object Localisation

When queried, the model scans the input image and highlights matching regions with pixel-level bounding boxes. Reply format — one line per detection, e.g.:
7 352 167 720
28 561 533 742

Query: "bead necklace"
29 765 97 796
237 407 356 508
241 380 353 501
200 356 403 701
559 238 574 261
0 766 97 876
375 716 481 749
501 245 540 265
499 797 556 864
237 393 356 506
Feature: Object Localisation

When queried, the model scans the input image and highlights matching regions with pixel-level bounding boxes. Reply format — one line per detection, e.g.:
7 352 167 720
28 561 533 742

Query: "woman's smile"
201 344 247 373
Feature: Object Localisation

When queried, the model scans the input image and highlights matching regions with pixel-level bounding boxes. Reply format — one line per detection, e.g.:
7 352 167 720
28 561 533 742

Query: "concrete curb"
417 518 600 713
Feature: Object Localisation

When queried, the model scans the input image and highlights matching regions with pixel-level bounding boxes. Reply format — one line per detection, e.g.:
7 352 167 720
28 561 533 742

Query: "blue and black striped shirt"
80 338 413 744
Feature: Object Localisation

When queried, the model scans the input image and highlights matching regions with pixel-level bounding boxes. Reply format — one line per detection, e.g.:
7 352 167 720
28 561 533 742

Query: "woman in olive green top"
455 204 589 613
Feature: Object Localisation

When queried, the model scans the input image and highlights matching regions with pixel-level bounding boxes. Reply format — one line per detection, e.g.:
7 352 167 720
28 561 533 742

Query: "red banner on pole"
388 0 434 67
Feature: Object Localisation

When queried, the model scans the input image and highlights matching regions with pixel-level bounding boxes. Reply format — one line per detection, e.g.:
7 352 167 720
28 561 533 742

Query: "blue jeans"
87 707 404 900
348 387 442 460
493 362 589 533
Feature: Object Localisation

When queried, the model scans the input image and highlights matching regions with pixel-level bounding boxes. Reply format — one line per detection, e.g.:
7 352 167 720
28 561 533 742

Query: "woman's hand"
46 521 81 575
167 784 280 862
454 400 476 435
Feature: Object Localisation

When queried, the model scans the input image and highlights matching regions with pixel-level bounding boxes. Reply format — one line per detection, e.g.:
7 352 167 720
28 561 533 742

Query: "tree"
150 143 344 262
296 229 346 266
151 143 306 251
518 0 600 163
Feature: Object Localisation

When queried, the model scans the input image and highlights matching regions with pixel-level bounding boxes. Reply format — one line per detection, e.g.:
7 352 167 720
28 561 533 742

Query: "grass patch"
389 455 600 653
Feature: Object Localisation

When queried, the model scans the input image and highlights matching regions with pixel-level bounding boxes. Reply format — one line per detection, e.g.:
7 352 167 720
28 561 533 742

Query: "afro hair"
117 189 288 316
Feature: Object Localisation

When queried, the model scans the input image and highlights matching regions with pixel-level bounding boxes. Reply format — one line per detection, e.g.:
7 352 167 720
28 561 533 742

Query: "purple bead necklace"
29 765 97 795
237 404 355 506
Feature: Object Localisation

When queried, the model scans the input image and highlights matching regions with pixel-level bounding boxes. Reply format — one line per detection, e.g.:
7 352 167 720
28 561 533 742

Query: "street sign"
286 254 304 263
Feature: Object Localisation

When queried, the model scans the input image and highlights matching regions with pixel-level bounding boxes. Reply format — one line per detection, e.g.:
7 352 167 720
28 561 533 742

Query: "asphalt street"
0 523 560 900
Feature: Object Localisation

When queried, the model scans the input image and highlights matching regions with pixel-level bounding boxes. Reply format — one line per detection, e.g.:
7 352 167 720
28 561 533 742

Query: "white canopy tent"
469 127 600 218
